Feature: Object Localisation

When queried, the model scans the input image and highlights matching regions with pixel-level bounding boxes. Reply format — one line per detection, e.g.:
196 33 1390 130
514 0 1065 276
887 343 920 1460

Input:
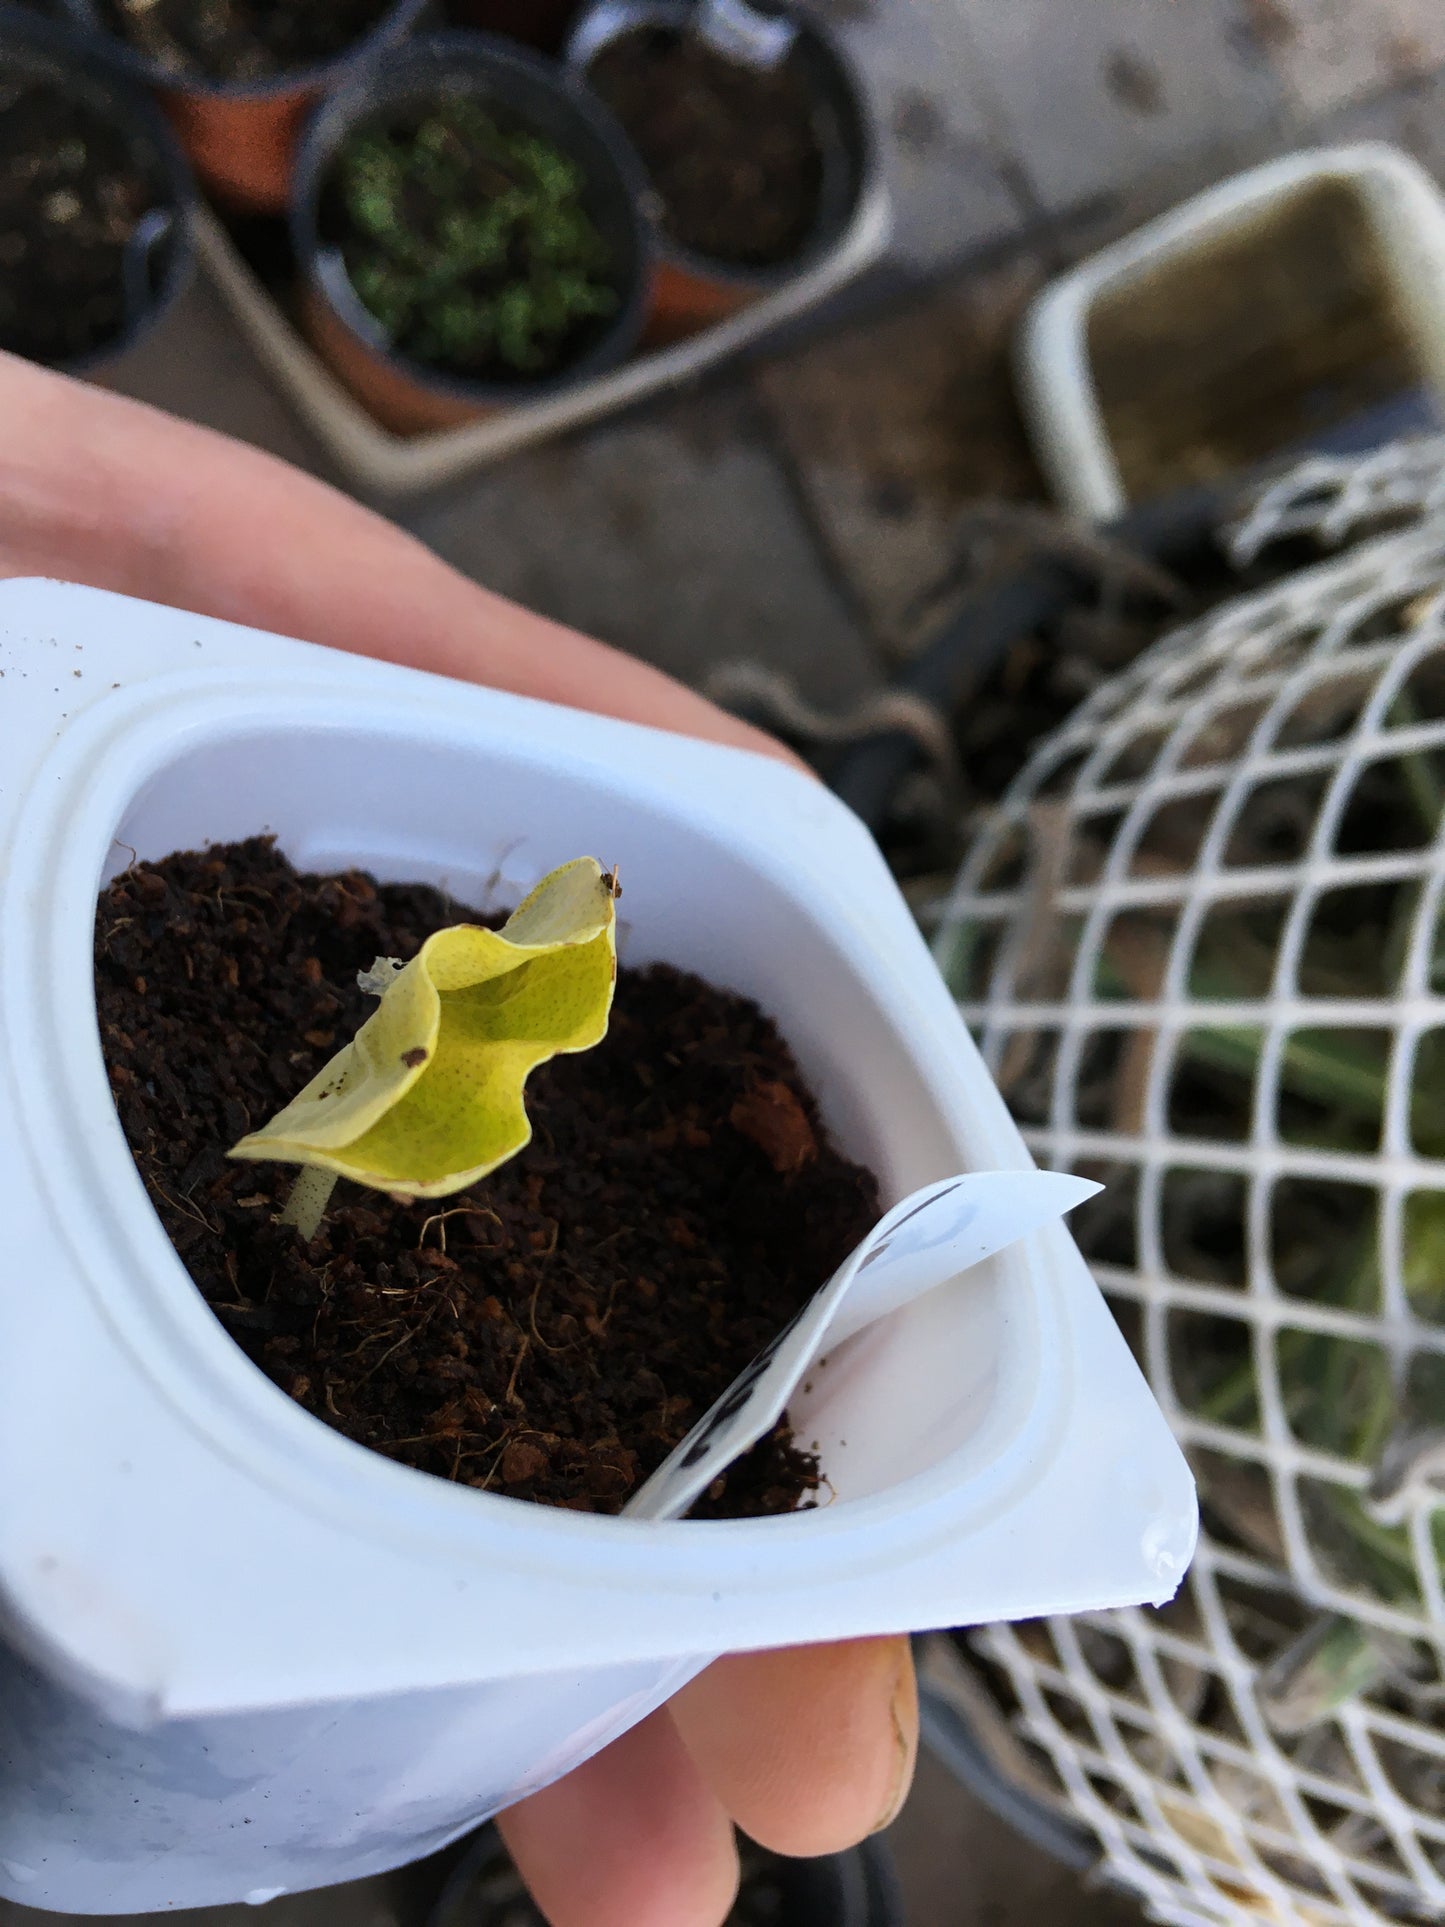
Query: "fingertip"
673 1636 918 1858
497 1709 739 1927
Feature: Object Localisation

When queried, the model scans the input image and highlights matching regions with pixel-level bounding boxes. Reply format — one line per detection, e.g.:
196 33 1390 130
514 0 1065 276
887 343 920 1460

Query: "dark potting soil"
586 26 824 268
326 96 620 379
443 0 582 56
96 0 395 84
0 71 169 365
95 838 880 1518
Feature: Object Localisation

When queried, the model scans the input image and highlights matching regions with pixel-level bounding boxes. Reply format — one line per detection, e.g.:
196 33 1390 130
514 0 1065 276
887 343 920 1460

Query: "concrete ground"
22 1 1445 1920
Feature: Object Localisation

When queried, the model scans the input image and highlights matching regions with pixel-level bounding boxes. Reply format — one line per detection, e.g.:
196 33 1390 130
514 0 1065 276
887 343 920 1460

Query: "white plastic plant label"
624 1169 1101 1520
695 0 798 69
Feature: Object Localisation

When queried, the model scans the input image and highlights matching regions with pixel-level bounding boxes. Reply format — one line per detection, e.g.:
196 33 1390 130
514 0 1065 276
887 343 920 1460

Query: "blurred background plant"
333 96 618 375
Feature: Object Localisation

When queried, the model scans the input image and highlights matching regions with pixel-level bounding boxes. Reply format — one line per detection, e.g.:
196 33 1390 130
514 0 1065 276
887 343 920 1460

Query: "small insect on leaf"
229 858 618 1207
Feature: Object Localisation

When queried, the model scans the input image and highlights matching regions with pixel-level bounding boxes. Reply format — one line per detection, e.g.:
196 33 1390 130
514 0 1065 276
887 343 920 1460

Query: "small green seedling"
230 857 619 1240
337 97 621 376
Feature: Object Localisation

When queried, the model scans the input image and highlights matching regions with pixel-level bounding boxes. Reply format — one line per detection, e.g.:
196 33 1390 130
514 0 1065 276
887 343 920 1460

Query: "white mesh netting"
933 442 1445 1926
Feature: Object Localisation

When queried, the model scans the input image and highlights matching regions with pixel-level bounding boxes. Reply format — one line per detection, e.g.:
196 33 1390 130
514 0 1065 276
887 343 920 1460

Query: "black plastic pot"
568 0 870 343
824 381 1441 839
828 480 1238 835
59 0 429 211
916 1640 1100 1875
0 3 195 374
426 1823 906 1926
445 0 584 56
290 31 651 435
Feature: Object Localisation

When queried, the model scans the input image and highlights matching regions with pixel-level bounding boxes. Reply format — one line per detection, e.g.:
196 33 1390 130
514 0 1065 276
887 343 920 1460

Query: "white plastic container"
194 127 890 500
0 577 1195 1913
1017 144 1445 520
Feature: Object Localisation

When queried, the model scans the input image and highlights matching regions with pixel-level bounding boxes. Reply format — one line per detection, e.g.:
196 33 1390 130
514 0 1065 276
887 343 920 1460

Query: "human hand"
0 353 917 1926
0 350 795 764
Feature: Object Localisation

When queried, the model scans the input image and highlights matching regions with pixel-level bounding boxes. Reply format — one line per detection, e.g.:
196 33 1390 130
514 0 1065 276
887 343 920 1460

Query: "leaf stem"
280 1167 338 1243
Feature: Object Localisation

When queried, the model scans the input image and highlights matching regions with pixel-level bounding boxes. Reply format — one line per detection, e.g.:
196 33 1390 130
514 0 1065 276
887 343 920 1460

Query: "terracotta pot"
156 80 313 213
300 283 500 435
291 32 650 435
0 8 196 374
567 0 870 346
59 0 430 212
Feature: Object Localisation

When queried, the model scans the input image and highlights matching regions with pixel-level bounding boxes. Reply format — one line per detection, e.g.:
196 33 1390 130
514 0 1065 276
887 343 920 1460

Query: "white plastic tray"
195 162 891 497
0 578 1193 1910
1016 143 1445 521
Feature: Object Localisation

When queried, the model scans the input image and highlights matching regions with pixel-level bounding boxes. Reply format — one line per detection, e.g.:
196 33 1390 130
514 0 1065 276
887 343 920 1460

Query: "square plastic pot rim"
13 678 1058 1564
288 29 653 407
1015 142 1445 522
58 0 432 102
1 5 198 374
0 579 1195 1718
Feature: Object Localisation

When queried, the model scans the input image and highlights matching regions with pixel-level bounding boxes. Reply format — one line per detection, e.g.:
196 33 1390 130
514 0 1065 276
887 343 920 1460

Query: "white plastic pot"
1017 143 1445 520
0 577 1195 1914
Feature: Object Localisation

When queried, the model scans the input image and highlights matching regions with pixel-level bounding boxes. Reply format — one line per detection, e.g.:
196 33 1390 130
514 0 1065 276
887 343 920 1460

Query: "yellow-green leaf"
229 857 618 1201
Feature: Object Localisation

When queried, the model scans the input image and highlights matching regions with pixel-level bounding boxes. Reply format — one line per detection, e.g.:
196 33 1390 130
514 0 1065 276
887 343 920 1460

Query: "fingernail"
870 1645 917 1834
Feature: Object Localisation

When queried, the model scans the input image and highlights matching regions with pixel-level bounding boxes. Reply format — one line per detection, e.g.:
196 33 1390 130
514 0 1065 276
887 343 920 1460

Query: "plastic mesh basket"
934 440 1445 1926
